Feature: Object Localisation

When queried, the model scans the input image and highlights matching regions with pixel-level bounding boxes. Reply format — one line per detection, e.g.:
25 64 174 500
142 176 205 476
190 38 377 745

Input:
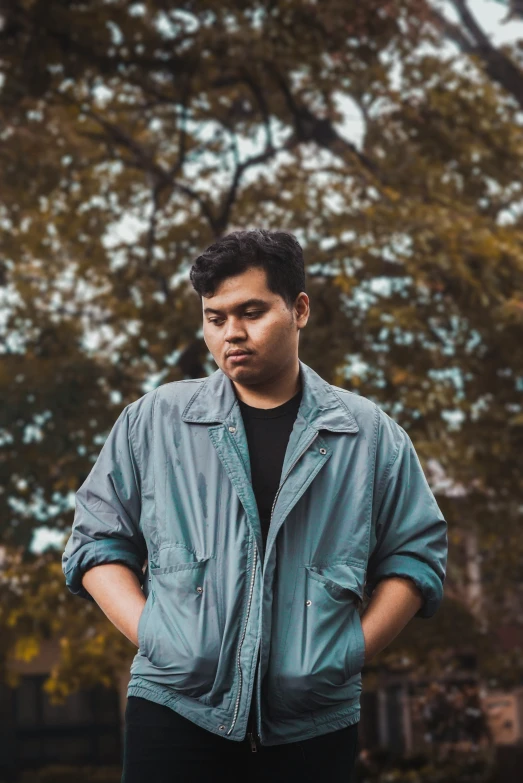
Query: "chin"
226 365 258 382
227 365 251 376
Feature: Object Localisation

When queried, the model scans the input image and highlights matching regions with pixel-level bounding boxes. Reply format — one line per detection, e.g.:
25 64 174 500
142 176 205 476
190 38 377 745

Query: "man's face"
202 266 308 385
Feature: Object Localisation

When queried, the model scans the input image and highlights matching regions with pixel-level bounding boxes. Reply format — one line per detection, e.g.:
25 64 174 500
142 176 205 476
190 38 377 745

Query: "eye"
207 311 263 325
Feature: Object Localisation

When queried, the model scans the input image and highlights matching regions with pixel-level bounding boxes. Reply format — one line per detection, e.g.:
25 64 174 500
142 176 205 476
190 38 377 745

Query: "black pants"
122 696 359 783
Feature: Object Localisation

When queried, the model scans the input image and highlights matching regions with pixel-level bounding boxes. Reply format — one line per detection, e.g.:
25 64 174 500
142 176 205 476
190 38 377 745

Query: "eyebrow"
203 298 269 315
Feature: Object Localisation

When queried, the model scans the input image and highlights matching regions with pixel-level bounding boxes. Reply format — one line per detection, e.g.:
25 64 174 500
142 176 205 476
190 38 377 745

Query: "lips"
228 351 250 357
227 351 251 363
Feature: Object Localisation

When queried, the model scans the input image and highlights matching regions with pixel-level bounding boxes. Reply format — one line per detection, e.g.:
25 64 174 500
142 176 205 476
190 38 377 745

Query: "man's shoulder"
329 384 406 445
126 378 205 419
329 383 377 418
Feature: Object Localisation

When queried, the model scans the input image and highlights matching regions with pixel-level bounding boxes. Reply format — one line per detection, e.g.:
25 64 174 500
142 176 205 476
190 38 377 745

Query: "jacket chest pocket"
275 558 366 715
137 555 222 699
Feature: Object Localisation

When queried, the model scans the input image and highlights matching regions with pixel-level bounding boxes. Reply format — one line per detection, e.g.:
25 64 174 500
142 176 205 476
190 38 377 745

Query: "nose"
223 316 247 343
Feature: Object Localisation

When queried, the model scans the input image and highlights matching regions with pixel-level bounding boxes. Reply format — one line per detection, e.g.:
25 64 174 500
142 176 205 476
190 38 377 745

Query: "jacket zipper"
244 485 282 753
227 544 257 737
227 429 319 745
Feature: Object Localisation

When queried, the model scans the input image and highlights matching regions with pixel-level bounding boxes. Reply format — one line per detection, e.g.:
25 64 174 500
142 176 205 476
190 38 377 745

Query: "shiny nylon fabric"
62 360 448 746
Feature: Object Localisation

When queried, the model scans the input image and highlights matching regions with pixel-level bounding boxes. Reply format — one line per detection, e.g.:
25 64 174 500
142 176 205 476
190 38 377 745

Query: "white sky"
446 0 523 41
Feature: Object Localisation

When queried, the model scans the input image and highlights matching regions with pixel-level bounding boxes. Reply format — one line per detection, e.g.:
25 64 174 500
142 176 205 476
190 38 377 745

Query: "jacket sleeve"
62 404 147 602
365 418 448 618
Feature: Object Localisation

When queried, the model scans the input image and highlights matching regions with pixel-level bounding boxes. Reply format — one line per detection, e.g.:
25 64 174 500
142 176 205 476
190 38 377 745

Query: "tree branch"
431 0 523 110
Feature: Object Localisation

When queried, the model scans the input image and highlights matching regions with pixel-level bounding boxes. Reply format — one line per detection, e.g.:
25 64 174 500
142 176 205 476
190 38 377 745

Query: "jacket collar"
181 359 359 434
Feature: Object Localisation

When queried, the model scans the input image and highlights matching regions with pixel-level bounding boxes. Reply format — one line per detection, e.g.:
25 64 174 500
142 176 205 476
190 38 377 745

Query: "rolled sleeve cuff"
365 553 444 618
63 538 146 602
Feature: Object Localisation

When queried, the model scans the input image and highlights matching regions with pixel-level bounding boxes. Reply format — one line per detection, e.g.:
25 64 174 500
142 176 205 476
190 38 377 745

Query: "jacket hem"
126 678 239 740
260 703 360 746
126 677 361 746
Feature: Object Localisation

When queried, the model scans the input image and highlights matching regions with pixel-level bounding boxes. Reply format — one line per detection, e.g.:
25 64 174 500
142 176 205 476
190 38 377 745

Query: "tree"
1 0 523 697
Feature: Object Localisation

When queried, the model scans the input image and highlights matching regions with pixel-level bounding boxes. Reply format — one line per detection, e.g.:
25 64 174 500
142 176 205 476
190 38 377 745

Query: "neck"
232 358 301 409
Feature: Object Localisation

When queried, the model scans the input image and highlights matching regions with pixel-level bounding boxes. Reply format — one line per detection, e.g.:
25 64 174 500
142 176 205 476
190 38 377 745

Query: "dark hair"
189 229 306 309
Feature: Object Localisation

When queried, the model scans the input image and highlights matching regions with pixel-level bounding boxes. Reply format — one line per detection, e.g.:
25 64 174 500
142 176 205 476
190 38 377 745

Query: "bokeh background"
1 1 523 780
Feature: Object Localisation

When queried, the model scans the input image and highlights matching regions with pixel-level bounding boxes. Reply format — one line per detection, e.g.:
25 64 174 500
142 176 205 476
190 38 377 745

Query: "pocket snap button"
228 426 236 433
319 448 326 455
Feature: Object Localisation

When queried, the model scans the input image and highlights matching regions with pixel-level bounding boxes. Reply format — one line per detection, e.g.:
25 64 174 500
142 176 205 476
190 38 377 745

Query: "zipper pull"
247 732 258 752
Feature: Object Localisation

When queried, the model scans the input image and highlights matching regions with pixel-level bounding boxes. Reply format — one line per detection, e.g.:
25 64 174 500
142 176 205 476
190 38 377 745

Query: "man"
62 228 448 782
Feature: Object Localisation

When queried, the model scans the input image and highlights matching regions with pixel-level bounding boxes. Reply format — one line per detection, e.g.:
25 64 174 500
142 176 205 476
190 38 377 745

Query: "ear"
294 292 309 325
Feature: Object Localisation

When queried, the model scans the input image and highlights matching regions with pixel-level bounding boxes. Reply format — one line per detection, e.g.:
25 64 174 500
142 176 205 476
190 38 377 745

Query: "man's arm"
62 404 148 603
366 419 448 619
360 576 423 663
81 563 146 647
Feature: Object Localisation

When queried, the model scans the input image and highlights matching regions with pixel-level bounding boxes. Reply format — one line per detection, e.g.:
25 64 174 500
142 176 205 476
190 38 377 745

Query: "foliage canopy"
1 0 523 695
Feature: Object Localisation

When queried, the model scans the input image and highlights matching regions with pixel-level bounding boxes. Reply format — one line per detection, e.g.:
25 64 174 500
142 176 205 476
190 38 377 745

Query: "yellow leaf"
13 635 41 662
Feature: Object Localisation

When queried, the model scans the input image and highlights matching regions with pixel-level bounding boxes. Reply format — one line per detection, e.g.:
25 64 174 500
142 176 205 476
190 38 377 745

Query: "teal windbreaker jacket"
62 360 448 746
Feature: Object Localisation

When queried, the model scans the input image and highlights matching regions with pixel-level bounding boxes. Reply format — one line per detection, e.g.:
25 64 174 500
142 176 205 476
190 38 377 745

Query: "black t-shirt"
236 386 302 559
